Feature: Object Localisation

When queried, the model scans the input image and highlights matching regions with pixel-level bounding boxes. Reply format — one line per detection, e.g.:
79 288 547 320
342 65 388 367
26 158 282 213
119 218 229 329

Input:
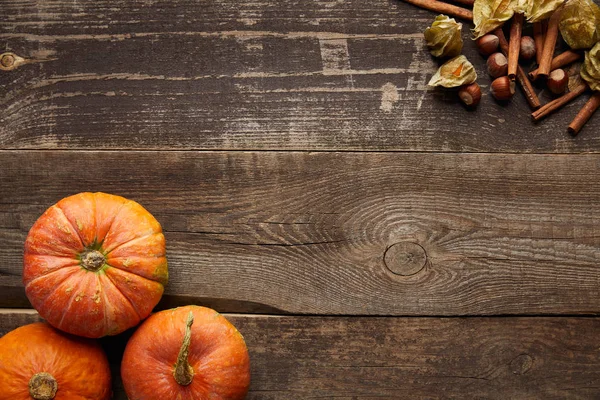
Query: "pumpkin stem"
80 250 106 272
173 311 195 386
29 372 58 400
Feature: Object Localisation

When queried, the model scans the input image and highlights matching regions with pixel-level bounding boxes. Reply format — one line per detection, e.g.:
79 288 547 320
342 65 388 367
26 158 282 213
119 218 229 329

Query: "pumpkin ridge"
90 191 98 247
22 256 81 286
101 270 143 322
52 205 85 250
104 259 167 285
100 277 112 337
25 266 81 299
106 255 168 286
94 194 129 247
56 272 89 329
24 206 85 258
104 265 146 321
104 232 157 256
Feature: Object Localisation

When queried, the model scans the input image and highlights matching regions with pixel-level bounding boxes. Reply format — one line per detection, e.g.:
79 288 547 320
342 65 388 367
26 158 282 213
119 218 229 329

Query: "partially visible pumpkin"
0 322 112 400
121 305 251 400
23 192 168 338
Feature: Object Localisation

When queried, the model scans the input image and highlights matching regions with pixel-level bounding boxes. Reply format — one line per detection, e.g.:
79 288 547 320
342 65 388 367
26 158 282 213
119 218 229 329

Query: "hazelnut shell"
476 34 500 57
487 53 509 78
458 83 482 107
520 36 536 61
547 69 568 95
490 76 516 101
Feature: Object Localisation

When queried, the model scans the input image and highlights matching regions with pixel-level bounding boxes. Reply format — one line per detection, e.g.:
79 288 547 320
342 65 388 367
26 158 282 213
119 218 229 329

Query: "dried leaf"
473 0 565 38
513 0 528 14
559 0 600 50
524 0 564 22
566 62 584 92
428 55 478 88
581 42 600 91
473 0 517 39
424 15 463 58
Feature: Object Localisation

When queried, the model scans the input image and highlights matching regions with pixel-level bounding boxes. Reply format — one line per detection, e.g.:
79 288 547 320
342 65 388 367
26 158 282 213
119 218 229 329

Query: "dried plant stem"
538 8 563 78
494 28 541 110
533 21 545 65
508 13 524 80
529 50 582 81
400 0 473 21
568 92 600 136
173 312 195 386
531 83 588 122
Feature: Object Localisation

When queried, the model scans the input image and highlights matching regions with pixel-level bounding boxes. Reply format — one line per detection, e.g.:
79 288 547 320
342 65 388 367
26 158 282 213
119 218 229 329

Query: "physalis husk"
428 55 478 88
581 42 600 91
424 15 463 58
559 0 600 50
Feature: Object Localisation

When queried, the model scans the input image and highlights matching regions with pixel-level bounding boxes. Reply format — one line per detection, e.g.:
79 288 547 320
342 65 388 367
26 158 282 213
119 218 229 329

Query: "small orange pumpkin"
0 322 112 400
23 192 168 338
121 306 251 400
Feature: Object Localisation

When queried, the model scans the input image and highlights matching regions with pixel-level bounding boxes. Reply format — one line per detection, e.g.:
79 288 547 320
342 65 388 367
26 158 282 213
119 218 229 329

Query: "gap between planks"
0 149 599 156
3 309 600 319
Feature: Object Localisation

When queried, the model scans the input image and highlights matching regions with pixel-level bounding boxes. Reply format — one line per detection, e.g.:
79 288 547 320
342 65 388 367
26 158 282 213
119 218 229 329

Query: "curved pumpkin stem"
173 311 195 386
29 372 58 400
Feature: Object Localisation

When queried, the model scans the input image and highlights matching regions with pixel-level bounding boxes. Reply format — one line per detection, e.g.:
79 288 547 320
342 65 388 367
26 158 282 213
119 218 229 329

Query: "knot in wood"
510 354 533 375
384 242 427 276
1 54 15 68
0 52 27 71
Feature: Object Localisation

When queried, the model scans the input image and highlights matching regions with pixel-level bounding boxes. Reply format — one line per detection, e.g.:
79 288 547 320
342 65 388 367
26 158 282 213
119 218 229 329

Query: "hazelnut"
458 82 482 108
476 34 500 57
520 36 536 61
490 76 515 101
487 52 508 78
547 69 568 95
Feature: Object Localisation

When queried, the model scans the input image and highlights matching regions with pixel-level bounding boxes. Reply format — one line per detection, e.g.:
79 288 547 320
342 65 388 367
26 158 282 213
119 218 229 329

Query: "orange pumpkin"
121 306 251 399
23 192 168 338
0 322 112 400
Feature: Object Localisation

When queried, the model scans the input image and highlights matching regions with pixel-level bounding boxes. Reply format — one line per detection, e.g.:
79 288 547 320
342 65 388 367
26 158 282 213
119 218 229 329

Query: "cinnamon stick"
400 0 473 21
533 21 545 65
538 8 563 78
529 50 582 81
508 13 524 80
568 92 600 135
531 83 588 122
494 28 541 110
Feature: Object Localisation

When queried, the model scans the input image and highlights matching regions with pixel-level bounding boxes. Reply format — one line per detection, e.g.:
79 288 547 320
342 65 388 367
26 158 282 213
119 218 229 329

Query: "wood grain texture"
1 310 600 399
2 150 600 315
1 0 598 152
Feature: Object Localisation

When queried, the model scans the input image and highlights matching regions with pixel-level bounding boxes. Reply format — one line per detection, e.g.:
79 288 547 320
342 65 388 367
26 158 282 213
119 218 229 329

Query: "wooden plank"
1 0 597 152
2 150 600 315
1 310 600 399
0 0 434 36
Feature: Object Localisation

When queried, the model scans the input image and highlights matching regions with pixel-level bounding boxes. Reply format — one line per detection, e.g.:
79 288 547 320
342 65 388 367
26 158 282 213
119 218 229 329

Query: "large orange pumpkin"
23 192 168 338
121 306 251 400
0 322 112 400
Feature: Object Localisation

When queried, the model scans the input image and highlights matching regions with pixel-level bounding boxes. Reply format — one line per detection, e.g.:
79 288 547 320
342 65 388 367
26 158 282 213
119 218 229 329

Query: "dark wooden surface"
2 0 600 398
3 310 600 399
3 151 600 315
1 0 599 152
